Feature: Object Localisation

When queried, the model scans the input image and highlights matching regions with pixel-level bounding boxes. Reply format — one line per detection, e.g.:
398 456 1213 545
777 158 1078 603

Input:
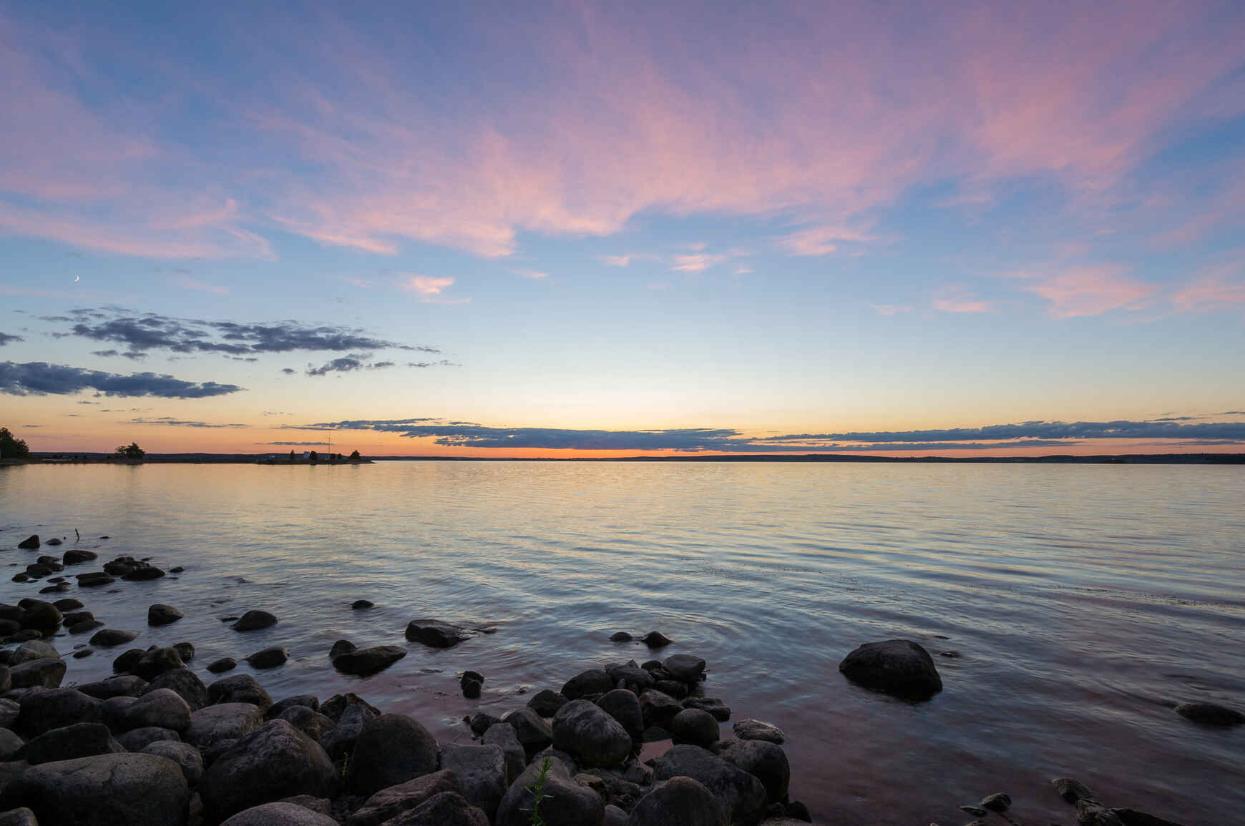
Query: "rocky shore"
0 532 1230 825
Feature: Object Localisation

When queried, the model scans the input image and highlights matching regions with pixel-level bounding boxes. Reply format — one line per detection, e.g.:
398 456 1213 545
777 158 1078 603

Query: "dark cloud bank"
0 333 23 346
289 418 1245 452
48 308 439 359
0 361 241 398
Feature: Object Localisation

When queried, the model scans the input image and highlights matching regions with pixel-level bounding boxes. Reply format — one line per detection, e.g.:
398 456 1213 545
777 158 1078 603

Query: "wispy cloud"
400 275 462 302
129 417 249 428
599 255 632 267
1172 262 1245 313
778 225 875 257
513 269 549 280
1024 265 1156 318
933 288 992 314
0 333 23 346
0 361 242 398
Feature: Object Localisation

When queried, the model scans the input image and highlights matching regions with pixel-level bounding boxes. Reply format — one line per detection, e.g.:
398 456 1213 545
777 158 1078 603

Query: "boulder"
141 740 204 786
404 619 469 648
718 739 790 804
16 689 101 736
610 632 633 642
16 537 39 550
597 689 644 742
347 713 439 796
89 629 138 648
0 729 22 761
231 610 277 632
21 722 123 764
605 662 655 693
116 726 181 751
344 769 459 826
561 669 613 700
245 646 288 669
501 707 552 753
439 743 507 818
0 807 36 825
627 776 726 826
483 721 525 783
552 700 632 768
147 604 183 626
527 689 568 718
208 674 272 710
380 791 490 825
268 695 320 718
1175 702 1244 727
62 550 97 565
496 756 603 826
142 669 208 710
670 708 720 747
641 632 671 648
199 720 337 822
652 745 767 825
351 600 374 610
12 642 58 664
733 719 785 744
186 703 266 749
77 675 148 700
0 699 18 729
131 647 186 681
207 658 237 674
320 703 374 760
639 690 682 728
331 645 406 677
221 801 339 825
7 753 189 826
277 706 335 741
682 697 730 721
110 688 191 733
838 639 943 700
663 654 706 683
9 660 65 691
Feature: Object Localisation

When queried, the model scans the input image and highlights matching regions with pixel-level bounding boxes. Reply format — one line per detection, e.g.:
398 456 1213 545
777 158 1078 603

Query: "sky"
2 0 1245 458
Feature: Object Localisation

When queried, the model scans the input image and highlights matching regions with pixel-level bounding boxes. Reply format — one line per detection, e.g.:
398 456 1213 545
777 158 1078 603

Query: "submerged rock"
232 610 278 632
838 639 943 700
89 628 138 647
331 644 406 677
1175 702 1245 727
207 657 238 674
148 604 184 626
245 646 289 669
16 536 39 550
641 631 672 648
405 618 470 648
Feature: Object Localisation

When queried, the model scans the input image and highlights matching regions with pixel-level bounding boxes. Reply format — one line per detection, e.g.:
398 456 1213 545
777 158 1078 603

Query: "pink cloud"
3 4 1242 263
778 225 875 257
671 253 728 273
600 255 632 267
1025 265 1156 318
872 304 913 316
401 274 466 303
933 288 992 314
1172 263 1245 312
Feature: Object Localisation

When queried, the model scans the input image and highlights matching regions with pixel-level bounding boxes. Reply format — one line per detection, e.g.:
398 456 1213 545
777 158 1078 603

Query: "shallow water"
2 462 1243 824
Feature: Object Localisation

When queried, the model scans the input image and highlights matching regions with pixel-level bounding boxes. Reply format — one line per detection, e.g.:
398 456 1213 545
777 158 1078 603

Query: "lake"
2 461 1243 824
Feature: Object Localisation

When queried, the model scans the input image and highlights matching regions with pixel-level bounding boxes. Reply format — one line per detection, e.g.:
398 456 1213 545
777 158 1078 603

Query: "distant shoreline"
13 452 1245 465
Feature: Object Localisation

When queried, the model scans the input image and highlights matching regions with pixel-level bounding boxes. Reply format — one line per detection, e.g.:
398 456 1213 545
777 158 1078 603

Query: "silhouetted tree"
349 450 360 461
309 450 319 462
0 427 31 460
289 450 295 461
115 442 145 460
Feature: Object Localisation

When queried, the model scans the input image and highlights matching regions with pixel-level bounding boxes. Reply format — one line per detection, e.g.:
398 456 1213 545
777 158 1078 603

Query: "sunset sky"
3 1 1245 457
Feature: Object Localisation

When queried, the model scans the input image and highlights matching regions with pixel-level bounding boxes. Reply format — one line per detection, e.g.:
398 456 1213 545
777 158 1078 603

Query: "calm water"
2 462 1243 824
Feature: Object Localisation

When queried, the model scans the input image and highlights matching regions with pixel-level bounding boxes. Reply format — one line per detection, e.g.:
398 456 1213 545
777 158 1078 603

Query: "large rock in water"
1175 702 1245 727
231 610 277 632
496 756 604 826
838 639 943 700
331 645 407 677
221 801 340 825
404 619 469 648
347 713 439 796
552 699 633 768
7 753 190 826
627 776 726 826
652 744 768 826
199 720 338 822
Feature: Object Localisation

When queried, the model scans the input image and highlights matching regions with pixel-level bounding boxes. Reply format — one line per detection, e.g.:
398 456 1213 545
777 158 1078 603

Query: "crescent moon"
73 275 80 283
